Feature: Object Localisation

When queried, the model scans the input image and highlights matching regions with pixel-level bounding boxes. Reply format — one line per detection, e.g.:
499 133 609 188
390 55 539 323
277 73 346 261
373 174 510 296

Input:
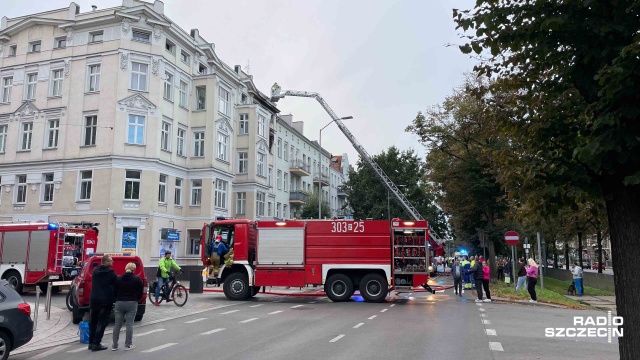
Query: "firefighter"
209 235 229 276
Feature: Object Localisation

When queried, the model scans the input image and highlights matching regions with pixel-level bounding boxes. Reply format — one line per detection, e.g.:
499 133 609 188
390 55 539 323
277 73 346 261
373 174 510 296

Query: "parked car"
581 261 591 269
0 279 33 360
592 263 606 270
68 254 148 324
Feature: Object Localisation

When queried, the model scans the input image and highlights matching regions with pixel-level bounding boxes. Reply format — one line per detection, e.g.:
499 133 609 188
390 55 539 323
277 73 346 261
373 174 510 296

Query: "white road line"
308 301 318 304
272 300 282 303
479 308 486 312
67 346 88 353
368 315 377 319
27 345 71 360
389 304 395 307
141 343 178 353
268 310 283 315
239 318 259 323
220 309 240 314
353 323 364 328
202 328 226 335
489 342 504 351
249 304 264 308
482 319 492 325
380 309 388 313
135 328 165 337
329 334 345 343
291 305 304 308
486 329 497 336
185 317 207 323
480 313 487 317
476 303 483 306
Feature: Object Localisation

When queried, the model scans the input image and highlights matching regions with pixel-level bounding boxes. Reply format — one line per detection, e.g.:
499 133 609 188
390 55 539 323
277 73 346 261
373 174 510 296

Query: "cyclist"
155 250 181 306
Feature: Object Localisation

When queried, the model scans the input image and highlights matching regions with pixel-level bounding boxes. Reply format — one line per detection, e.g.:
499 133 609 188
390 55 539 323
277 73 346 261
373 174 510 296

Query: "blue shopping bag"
78 321 89 344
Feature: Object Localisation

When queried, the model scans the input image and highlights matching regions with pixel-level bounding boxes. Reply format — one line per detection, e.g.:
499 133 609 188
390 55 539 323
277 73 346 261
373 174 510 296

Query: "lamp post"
388 184 407 220
318 116 352 219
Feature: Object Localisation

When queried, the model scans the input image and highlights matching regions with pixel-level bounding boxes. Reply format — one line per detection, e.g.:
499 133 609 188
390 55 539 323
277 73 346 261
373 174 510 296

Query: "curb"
490 297 567 309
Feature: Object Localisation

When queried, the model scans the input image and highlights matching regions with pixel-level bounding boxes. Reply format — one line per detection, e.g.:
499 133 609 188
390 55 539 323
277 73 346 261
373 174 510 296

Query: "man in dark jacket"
88 255 116 351
451 258 464 297
469 256 485 302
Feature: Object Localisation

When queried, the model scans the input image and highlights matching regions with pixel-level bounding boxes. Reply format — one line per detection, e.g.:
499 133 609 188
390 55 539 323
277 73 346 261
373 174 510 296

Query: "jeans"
89 303 112 346
482 279 491 300
528 276 537 301
475 279 483 300
112 301 138 348
453 278 462 294
574 278 583 296
155 276 169 302
516 276 527 291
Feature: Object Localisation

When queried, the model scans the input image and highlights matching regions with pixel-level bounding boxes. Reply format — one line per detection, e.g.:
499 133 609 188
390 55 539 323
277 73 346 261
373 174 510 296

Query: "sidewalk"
565 295 616 311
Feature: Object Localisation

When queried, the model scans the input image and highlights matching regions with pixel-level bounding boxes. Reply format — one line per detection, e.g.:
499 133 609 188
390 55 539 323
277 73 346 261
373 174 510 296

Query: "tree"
300 193 330 219
455 2 640 356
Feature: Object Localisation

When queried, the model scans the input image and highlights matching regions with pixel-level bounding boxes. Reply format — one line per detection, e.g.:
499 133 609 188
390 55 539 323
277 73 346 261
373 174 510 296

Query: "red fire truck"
201 218 437 302
0 222 99 293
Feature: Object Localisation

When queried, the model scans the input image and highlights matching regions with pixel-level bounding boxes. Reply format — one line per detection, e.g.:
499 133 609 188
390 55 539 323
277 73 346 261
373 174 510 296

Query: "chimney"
91 5 97 11
234 65 241 74
1 16 7 31
68 3 79 20
153 0 165 15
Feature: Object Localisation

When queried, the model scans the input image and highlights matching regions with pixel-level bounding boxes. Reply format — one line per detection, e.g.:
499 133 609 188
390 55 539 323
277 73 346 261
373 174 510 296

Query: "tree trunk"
577 231 583 269
597 222 603 274
564 240 570 270
553 237 559 269
603 181 640 359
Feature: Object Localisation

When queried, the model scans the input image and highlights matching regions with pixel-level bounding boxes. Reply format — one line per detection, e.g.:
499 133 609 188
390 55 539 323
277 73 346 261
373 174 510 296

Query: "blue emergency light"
48 223 59 230
459 249 468 255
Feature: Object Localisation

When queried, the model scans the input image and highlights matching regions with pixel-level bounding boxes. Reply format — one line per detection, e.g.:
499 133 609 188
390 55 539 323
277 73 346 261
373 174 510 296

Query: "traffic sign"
504 231 520 245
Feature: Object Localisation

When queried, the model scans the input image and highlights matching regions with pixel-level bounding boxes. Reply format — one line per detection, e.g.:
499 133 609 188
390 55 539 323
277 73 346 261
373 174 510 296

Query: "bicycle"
148 271 188 307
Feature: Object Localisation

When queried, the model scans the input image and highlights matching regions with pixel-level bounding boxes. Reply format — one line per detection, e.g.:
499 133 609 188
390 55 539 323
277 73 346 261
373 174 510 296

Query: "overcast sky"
3 0 477 167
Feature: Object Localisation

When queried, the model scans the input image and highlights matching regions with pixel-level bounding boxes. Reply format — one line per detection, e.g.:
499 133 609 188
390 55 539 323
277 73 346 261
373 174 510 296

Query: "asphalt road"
12 289 619 360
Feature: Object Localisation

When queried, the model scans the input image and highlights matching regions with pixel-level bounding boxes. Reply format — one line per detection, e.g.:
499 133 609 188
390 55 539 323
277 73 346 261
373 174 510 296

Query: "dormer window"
132 29 151 43
180 50 189 64
165 40 175 54
198 63 206 75
89 31 103 43
29 41 41 53
241 93 248 104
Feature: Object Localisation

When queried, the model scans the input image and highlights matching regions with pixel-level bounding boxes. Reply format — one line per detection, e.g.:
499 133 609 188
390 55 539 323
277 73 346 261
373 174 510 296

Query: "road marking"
354 323 364 328
380 309 388 313
135 328 165 337
272 300 282 303
67 346 88 353
476 303 483 306
408 293 413 296
368 315 377 319
308 301 318 304
27 345 71 360
489 342 504 351
479 308 486 312
202 328 226 335
482 319 491 325
291 305 304 308
329 334 345 343
221 309 240 314
268 310 283 315
389 304 395 307
142 343 178 353
480 313 487 317
239 318 259 323
185 317 207 323
249 304 263 308
486 329 497 336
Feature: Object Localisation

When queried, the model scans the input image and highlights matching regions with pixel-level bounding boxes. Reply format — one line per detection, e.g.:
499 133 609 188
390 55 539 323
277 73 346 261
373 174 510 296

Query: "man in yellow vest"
469 256 476 289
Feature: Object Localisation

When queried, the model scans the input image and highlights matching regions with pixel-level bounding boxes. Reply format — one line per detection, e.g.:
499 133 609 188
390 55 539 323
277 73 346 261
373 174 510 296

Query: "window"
20 122 33 151
127 115 145 145
79 170 92 200
51 69 63 97
215 179 228 209
8 45 16 56
132 30 150 43
276 203 280 218
26 73 37 100
268 167 273 187
46 119 59 148
158 174 167 203
239 114 249 135
90 31 103 43
258 115 266 137
188 229 201 255
29 41 41 53
174 178 183 206
217 132 228 161
241 93 248 104
163 72 173 100
160 121 171 151
268 202 272 217
283 204 288 219
236 192 246 215
88 64 100 92
130 62 148 91
191 179 202 206
15 175 27 204
193 131 204 157
54 37 66 49
256 191 265 216
257 153 265 177
179 81 188 108
198 63 206 75
124 170 141 200
42 173 54 203
277 138 282 158
180 50 189 63
196 86 206 110
176 127 185 156
0 125 6 153
1 77 12 103
83 115 97 146
277 170 282 190
218 87 229 116
284 141 288 161
165 40 175 54
284 172 288 191
238 152 248 173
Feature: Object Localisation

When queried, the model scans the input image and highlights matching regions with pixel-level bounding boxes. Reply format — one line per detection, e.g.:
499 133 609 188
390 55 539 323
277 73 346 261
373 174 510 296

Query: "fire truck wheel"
325 274 354 302
250 286 260 297
224 272 250 300
359 273 387 303
38 283 61 294
2 271 23 294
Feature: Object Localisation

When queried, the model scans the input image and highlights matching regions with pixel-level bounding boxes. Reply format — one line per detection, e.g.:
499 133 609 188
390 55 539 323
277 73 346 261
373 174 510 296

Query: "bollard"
34 286 41 331
46 282 52 320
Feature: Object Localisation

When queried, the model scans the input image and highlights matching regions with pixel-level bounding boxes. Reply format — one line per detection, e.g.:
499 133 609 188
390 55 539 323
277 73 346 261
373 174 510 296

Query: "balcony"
289 159 311 177
313 173 330 187
289 190 309 204
337 186 347 198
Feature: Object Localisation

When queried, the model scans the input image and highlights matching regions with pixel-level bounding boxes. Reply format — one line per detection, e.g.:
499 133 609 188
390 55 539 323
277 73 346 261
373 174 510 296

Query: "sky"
2 0 478 168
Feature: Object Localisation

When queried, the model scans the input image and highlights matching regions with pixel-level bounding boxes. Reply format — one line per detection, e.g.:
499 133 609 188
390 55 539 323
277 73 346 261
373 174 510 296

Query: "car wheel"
0 331 10 360
324 274 354 302
66 290 75 311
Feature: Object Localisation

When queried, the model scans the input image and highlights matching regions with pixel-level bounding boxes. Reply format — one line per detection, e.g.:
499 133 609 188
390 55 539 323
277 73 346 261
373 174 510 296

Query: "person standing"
112 262 143 351
470 256 485 302
497 259 505 282
515 258 527 291
460 256 471 289
482 260 492 302
526 258 539 303
469 256 476 289
451 258 464 296
88 255 116 351
572 262 584 296
155 250 181 306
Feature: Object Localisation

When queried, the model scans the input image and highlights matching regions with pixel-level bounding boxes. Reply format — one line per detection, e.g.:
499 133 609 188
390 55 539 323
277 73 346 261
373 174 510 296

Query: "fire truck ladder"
270 83 423 221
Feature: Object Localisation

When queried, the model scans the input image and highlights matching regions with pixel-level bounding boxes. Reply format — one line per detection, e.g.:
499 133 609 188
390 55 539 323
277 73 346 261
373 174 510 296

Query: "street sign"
504 231 520 245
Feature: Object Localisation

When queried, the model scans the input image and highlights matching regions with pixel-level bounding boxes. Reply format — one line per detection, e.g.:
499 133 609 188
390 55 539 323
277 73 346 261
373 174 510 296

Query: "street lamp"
388 185 407 221
318 116 352 219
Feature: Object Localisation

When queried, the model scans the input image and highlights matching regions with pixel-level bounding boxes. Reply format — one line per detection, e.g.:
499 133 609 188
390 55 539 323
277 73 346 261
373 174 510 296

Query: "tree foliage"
300 193 330 219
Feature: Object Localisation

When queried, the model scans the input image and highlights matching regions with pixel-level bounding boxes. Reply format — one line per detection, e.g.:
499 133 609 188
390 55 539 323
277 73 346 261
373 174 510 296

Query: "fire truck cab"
202 218 432 303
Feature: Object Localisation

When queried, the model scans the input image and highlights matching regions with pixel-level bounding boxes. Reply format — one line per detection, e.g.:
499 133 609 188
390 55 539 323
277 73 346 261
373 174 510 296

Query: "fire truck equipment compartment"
257 228 304 265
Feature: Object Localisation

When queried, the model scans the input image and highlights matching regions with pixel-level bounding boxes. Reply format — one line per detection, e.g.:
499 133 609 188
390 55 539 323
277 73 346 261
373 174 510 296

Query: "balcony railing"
289 190 309 204
337 186 347 197
289 159 311 177
313 172 330 186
